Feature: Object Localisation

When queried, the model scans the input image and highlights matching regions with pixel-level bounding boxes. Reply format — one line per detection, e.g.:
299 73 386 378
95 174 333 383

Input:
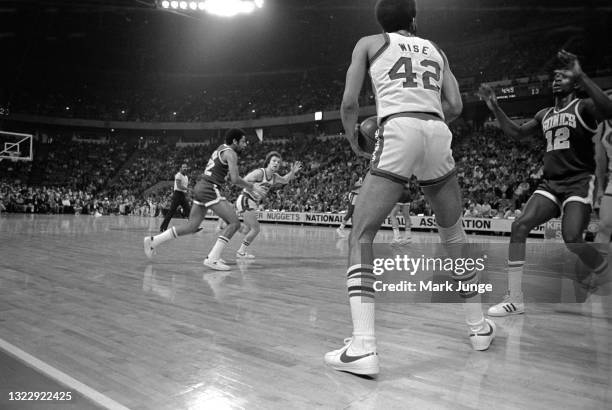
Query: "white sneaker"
324 337 379 376
469 319 496 351
204 258 230 271
236 251 255 259
487 294 525 317
400 236 412 245
336 227 346 238
143 236 156 259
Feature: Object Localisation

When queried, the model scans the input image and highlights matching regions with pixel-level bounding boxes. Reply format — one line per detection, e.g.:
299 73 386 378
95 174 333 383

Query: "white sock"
238 241 250 254
349 336 377 354
464 296 485 331
466 314 486 333
153 227 178 246
208 236 229 260
393 227 400 239
347 264 376 347
437 218 467 246
508 260 524 300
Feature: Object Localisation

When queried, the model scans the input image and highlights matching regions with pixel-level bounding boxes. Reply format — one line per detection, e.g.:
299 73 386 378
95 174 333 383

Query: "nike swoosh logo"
340 350 376 363
470 323 494 337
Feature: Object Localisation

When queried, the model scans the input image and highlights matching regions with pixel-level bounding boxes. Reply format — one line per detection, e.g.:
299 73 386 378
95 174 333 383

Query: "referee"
160 163 191 232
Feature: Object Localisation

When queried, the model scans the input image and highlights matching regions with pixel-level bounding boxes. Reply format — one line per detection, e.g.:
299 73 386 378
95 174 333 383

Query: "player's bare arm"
557 50 612 120
478 84 541 138
274 161 303 185
223 150 253 190
595 132 608 205
225 151 267 199
439 50 462 123
243 168 265 183
341 35 380 160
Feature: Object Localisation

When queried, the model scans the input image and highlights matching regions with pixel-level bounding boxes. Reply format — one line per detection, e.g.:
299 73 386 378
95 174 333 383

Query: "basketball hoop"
0 131 33 162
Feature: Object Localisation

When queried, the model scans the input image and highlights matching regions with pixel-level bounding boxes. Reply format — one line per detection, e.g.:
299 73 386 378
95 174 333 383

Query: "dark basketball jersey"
202 144 233 185
540 99 598 180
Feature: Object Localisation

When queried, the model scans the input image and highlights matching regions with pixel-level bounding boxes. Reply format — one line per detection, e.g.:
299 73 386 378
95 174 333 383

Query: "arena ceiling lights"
159 0 264 17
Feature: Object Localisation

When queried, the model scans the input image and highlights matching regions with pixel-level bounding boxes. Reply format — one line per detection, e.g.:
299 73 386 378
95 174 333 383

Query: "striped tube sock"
347 264 376 340
238 240 250 254
508 260 525 300
153 226 178 246
208 236 229 260
451 268 485 328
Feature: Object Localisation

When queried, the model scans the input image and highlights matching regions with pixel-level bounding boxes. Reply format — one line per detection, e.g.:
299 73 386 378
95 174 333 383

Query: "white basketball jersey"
369 33 445 122
242 168 274 200
601 119 612 173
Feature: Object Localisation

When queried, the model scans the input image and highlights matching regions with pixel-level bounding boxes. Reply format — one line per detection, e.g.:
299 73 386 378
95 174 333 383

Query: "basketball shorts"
348 192 358 206
370 113 456 186
192 180 226 207
534 174 595 210
236 193 258 214
397 187 412 205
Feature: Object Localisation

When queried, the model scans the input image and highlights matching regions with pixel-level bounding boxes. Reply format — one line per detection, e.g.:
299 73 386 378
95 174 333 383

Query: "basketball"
357 116 379 153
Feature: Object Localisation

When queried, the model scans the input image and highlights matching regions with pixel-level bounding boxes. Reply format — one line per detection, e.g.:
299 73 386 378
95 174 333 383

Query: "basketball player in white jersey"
235 152 302 258
595 91 612 250
325 0 494 377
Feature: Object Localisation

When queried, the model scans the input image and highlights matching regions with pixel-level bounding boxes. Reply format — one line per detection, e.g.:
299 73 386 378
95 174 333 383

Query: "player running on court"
144 129 266 271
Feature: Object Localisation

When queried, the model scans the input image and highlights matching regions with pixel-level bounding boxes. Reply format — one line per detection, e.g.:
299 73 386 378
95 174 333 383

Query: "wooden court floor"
0 214 610 410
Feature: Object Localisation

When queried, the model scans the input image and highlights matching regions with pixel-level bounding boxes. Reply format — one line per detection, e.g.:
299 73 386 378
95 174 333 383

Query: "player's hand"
557 49 584 80
291 161 303 174
477 84 498 111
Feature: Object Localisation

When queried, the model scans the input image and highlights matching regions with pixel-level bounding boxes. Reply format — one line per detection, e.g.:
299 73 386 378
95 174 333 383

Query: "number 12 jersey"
540 98 598 180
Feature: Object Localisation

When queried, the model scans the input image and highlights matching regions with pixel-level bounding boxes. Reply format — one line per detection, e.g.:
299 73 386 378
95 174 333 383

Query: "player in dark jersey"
143 129 266 271
235 151 302 258
479 50 612 316
336 168 365 238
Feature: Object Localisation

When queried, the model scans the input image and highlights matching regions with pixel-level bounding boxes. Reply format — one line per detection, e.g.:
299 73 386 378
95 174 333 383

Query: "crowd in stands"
1 126 547 222
8 28 611 123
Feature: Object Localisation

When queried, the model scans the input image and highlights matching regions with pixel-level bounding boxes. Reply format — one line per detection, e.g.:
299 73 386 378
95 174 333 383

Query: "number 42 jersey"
369 33 445 121
540 99 598 180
